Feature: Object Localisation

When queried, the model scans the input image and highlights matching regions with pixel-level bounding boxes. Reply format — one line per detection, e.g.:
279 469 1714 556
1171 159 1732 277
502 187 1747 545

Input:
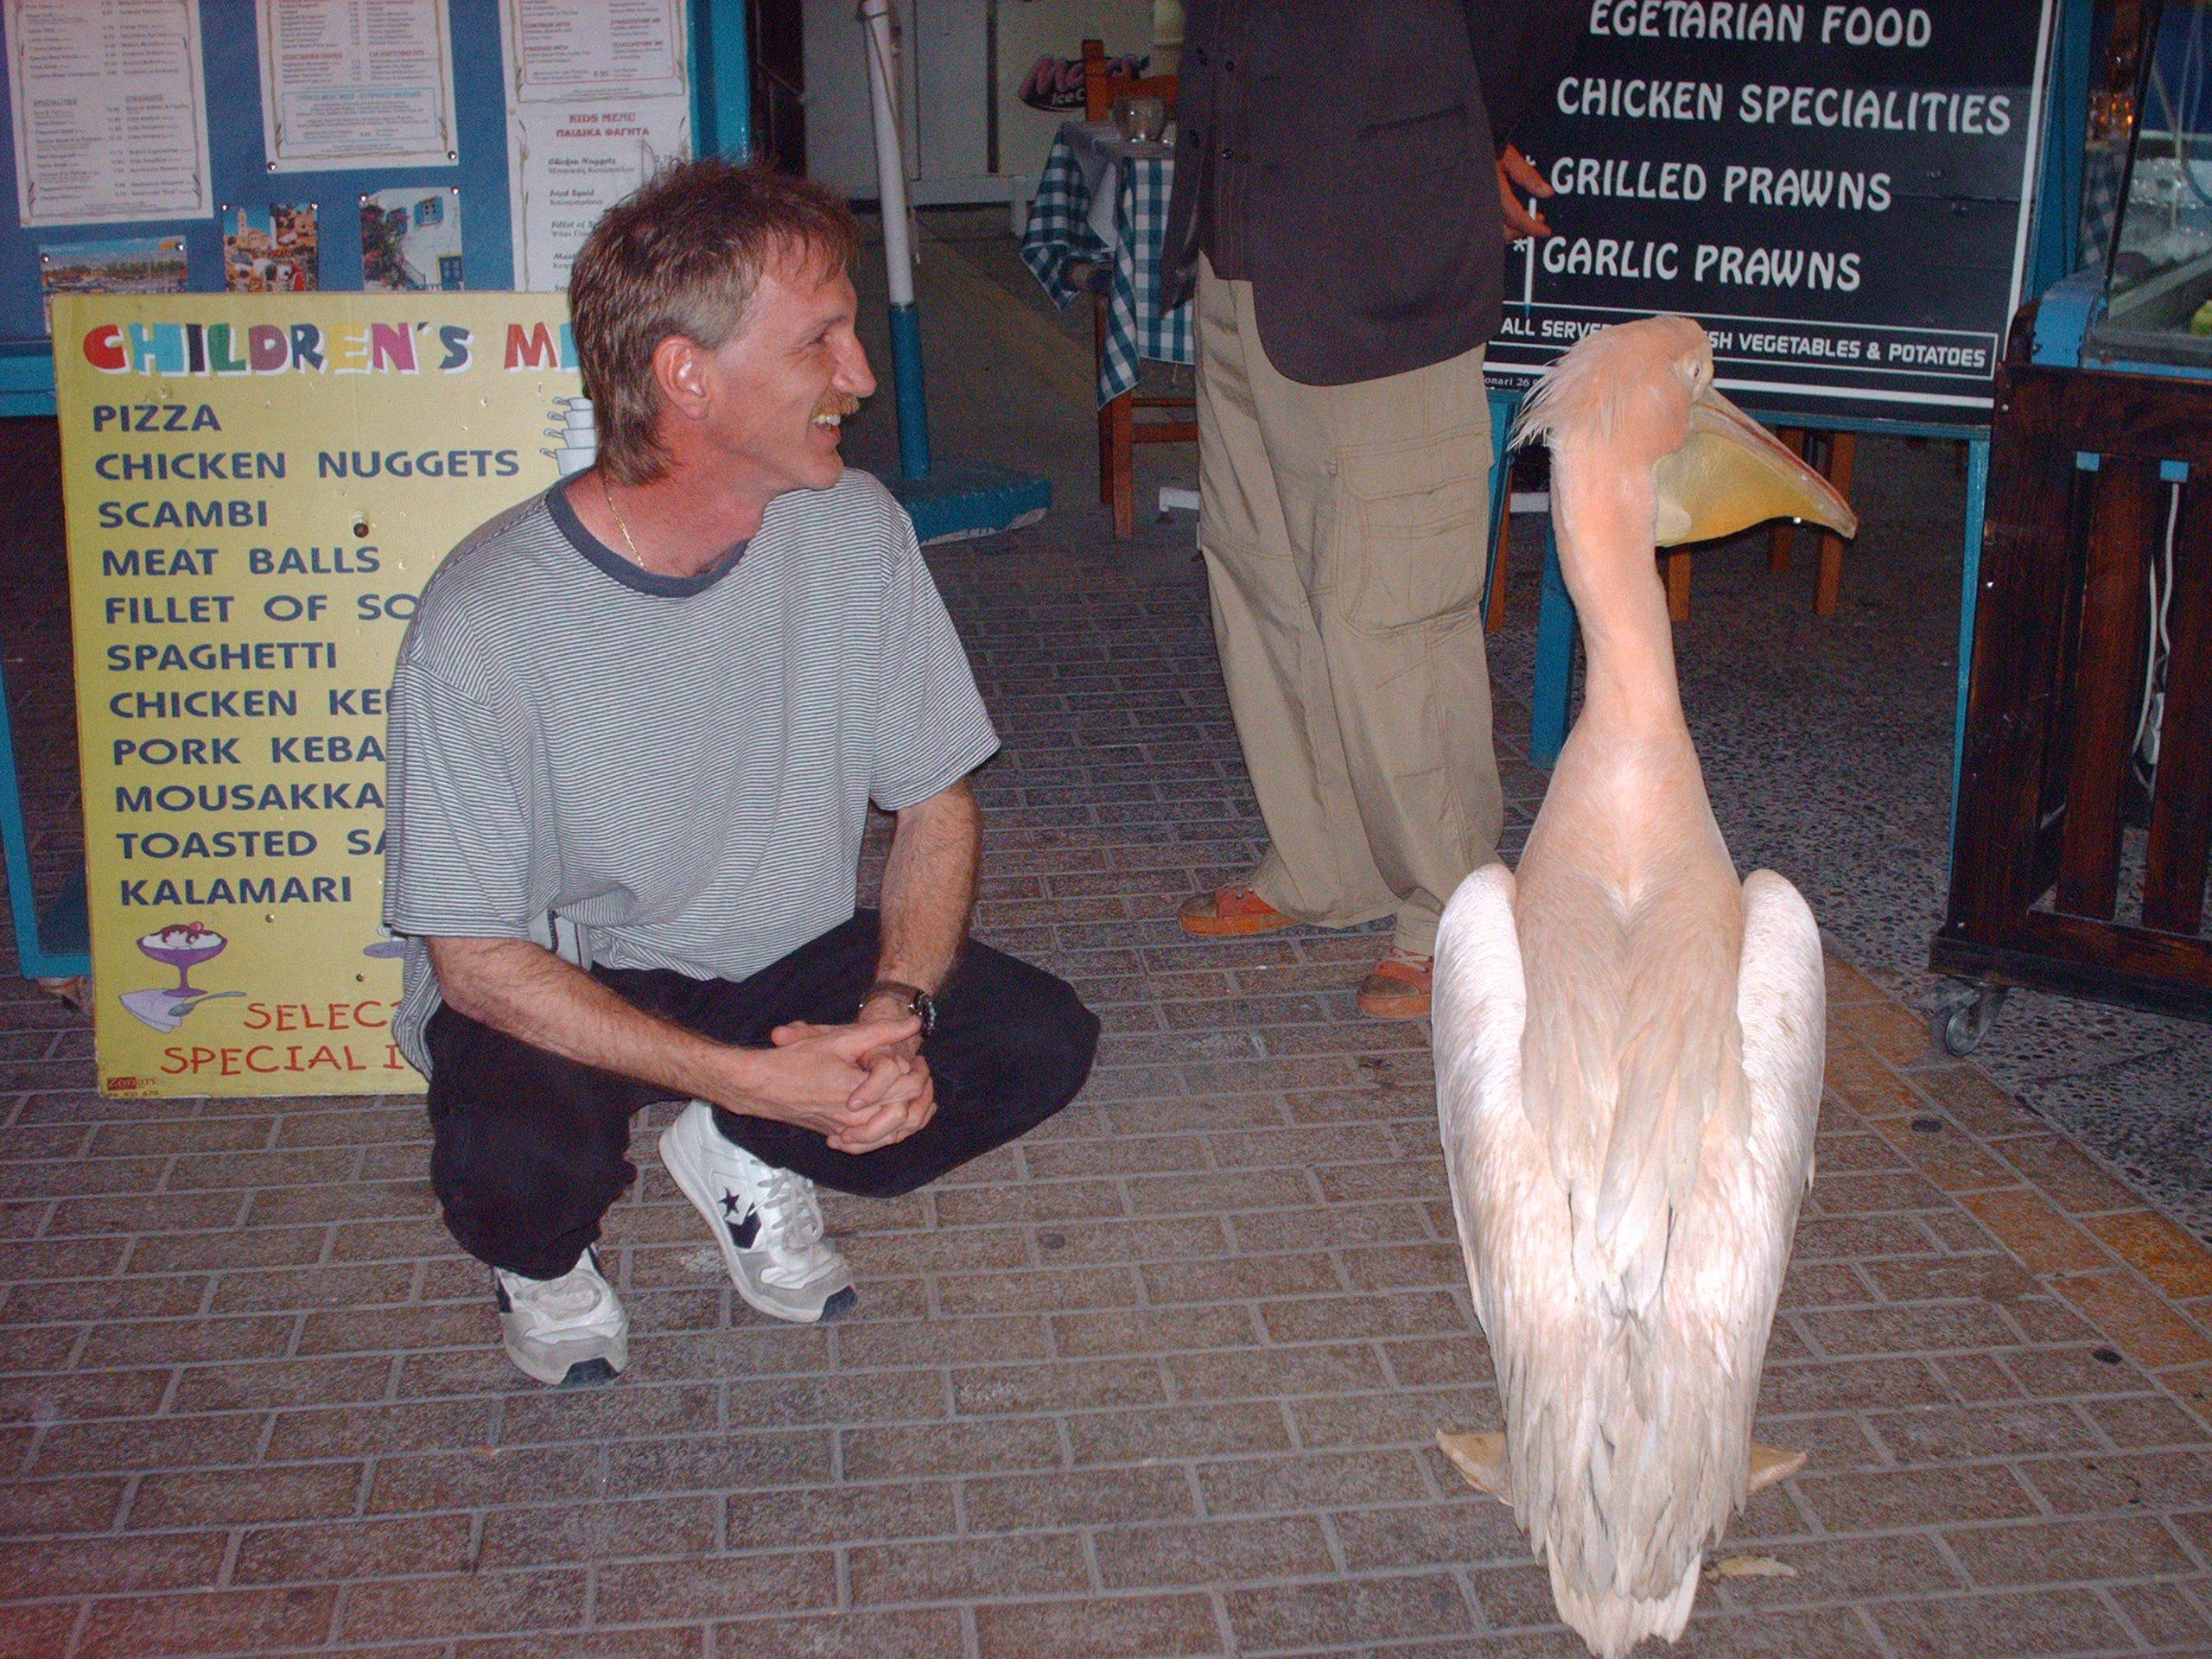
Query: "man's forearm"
429 936 754 1104
872 778 982 998
427 935 929 1148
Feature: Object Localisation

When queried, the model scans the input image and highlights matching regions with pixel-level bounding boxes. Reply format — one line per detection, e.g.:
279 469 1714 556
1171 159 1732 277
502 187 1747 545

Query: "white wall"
802 0 1156 203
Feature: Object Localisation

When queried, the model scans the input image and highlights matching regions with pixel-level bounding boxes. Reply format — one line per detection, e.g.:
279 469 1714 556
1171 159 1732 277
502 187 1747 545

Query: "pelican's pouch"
1336 425 1490 633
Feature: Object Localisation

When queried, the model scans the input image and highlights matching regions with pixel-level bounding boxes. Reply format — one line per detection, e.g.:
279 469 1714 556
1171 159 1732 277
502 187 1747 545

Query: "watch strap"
860 979 935 1034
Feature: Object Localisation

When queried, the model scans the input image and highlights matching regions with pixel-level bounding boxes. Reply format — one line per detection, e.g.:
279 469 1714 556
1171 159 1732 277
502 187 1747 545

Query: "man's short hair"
569 156 861 486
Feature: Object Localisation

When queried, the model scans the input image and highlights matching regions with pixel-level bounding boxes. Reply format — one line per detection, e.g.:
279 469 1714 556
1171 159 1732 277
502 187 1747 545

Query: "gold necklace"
600 470 645 565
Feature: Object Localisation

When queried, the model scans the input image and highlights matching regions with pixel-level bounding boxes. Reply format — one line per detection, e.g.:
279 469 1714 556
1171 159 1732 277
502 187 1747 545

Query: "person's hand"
763 1013 938 1154
725 1016 931 1153
1498 145 1554 240
854 989 926 1070
843 998 937 1152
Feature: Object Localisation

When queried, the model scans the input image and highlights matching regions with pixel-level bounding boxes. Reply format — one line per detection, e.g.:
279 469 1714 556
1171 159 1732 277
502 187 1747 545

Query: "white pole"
860 0 915 308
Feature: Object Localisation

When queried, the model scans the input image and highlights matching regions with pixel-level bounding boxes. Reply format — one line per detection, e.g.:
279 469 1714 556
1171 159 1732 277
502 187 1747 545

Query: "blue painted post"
1530 518 1576 768
1481 388 1518 615
889 303 931 483
1946 435 1993 863
862 0 931 484
691 0 753 160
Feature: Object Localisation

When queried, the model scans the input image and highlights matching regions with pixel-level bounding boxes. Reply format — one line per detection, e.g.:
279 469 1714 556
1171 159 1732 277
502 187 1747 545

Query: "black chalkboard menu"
1490 1 2057 425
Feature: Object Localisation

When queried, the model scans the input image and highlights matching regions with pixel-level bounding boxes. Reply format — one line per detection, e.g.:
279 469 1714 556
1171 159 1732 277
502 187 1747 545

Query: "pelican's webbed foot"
1748 1442 1805 1494
1436 1430 1513 1503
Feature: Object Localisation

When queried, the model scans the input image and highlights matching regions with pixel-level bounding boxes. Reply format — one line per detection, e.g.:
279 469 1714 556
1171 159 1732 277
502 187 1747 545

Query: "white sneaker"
493 1248 628 1387
658 1100 858 1324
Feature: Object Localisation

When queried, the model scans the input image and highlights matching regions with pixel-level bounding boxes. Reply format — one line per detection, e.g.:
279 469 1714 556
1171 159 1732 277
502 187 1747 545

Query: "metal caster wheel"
1928 979 2007 1058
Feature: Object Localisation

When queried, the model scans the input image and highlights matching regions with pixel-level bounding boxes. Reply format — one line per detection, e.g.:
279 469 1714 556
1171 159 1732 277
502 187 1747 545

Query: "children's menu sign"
53 294 583 1097
1490 1 2057 421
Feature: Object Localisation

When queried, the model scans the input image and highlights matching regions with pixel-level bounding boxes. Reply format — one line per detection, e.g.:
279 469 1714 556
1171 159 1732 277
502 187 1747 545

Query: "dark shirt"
1196 0 1250 280
1166 0 1587 386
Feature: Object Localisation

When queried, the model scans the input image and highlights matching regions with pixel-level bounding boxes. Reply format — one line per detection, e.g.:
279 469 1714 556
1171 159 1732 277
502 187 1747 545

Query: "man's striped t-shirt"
381 470 1000 1074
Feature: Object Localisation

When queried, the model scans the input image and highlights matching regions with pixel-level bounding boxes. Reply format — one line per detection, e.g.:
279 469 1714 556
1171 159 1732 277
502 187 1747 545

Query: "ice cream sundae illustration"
121 922 243 1032
142 921 225 990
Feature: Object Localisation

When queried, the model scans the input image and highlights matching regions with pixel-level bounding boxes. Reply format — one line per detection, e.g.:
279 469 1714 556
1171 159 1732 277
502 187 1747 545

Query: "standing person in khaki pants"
1160 0 1585 1017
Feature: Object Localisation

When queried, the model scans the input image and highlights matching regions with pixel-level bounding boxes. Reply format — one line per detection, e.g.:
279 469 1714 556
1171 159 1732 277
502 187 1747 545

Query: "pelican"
1432 316 1856 1657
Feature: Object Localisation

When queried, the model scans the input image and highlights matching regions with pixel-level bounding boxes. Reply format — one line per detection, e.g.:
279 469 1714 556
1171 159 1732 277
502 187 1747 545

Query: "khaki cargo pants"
1194 256 1503 957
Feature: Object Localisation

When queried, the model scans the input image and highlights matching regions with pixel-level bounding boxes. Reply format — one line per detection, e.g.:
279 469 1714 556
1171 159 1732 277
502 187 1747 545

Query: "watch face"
913 990 938 1038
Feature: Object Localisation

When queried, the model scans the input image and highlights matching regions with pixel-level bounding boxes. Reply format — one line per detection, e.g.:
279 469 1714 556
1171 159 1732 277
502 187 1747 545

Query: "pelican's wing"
1434 864 1590 1529
1433 863 1530 1338
1732 870 1825 1207
1655 868 1825 1535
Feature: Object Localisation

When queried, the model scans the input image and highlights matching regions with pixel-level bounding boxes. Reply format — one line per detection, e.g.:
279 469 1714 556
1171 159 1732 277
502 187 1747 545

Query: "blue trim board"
2032 266 2104 367
1947 435 1993 871
693 0 753 159
2028 0 2096 305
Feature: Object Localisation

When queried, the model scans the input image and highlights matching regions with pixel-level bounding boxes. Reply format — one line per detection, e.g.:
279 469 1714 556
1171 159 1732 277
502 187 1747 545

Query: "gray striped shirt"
382 472 999 1076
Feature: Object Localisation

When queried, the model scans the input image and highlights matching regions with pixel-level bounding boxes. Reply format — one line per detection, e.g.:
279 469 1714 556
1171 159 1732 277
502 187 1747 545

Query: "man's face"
693 249 876 498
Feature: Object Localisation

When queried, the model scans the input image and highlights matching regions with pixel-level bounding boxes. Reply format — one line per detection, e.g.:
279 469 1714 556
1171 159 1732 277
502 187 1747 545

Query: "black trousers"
423 912 1100 1278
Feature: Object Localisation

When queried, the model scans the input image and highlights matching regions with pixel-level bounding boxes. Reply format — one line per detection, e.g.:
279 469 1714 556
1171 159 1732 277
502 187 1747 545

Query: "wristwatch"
860 978 937 1038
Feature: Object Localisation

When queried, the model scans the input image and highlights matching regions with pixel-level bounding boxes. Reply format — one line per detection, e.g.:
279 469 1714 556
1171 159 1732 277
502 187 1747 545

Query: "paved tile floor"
1 231 2209 1656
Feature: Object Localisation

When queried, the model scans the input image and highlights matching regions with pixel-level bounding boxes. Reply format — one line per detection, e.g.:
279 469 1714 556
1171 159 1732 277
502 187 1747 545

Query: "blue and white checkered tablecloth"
1020 122 1194 408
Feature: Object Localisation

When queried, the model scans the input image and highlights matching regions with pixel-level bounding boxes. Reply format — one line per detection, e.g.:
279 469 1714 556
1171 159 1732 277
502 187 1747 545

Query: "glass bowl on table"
1112 95 1168 144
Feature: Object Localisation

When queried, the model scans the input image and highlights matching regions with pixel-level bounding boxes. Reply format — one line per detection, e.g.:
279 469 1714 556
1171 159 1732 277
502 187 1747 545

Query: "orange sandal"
1177 882 1296 938
1357 948 1433 1020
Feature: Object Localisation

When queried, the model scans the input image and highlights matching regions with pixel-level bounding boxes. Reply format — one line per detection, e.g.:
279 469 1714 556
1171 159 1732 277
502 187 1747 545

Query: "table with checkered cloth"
1020 121 1194 408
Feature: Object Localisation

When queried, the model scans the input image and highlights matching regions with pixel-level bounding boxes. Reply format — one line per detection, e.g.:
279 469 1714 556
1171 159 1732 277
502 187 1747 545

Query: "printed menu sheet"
255 0 460 171
7 0 213 226
500 0 691 291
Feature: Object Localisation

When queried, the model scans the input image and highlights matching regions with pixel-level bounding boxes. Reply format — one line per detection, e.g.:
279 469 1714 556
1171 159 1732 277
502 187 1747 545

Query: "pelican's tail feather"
1547 1548 1700 1659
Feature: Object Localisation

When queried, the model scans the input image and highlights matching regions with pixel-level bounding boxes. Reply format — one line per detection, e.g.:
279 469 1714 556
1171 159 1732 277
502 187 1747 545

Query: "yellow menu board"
54 294 585 1097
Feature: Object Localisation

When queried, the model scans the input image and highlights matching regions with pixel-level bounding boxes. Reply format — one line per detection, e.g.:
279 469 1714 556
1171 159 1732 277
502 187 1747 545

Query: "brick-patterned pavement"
2 235 2210 1655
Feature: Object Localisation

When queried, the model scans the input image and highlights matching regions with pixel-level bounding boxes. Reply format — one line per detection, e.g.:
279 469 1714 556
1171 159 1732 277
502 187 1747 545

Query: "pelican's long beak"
1649 386 1858 548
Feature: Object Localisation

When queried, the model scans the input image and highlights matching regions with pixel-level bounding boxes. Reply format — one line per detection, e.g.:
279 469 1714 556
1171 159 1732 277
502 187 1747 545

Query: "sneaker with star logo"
658 1100 858 1324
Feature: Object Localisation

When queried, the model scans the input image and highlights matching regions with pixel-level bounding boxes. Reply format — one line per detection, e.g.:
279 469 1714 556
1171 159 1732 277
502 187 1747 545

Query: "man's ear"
651 334 709 422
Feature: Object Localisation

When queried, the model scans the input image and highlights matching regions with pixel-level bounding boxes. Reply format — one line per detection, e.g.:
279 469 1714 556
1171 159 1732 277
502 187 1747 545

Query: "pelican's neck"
1551 442 1687 741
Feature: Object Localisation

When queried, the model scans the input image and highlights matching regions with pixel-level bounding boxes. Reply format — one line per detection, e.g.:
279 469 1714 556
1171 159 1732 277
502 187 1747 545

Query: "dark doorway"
748 0 805 174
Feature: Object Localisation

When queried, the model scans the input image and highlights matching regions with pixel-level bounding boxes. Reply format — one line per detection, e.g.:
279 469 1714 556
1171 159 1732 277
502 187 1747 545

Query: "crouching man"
383 157 1100 1387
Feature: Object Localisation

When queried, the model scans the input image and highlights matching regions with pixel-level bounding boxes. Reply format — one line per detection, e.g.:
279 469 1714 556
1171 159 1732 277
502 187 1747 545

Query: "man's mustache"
814 391 862 420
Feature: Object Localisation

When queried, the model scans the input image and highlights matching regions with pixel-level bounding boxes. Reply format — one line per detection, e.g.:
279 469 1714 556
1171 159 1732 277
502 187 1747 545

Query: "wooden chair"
1658 426 1854 621
1081 38 1193 538
1763 429 1856 618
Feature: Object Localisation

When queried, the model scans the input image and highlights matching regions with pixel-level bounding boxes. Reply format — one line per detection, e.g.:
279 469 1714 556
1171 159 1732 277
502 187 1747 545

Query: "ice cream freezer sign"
54 295 587 1097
